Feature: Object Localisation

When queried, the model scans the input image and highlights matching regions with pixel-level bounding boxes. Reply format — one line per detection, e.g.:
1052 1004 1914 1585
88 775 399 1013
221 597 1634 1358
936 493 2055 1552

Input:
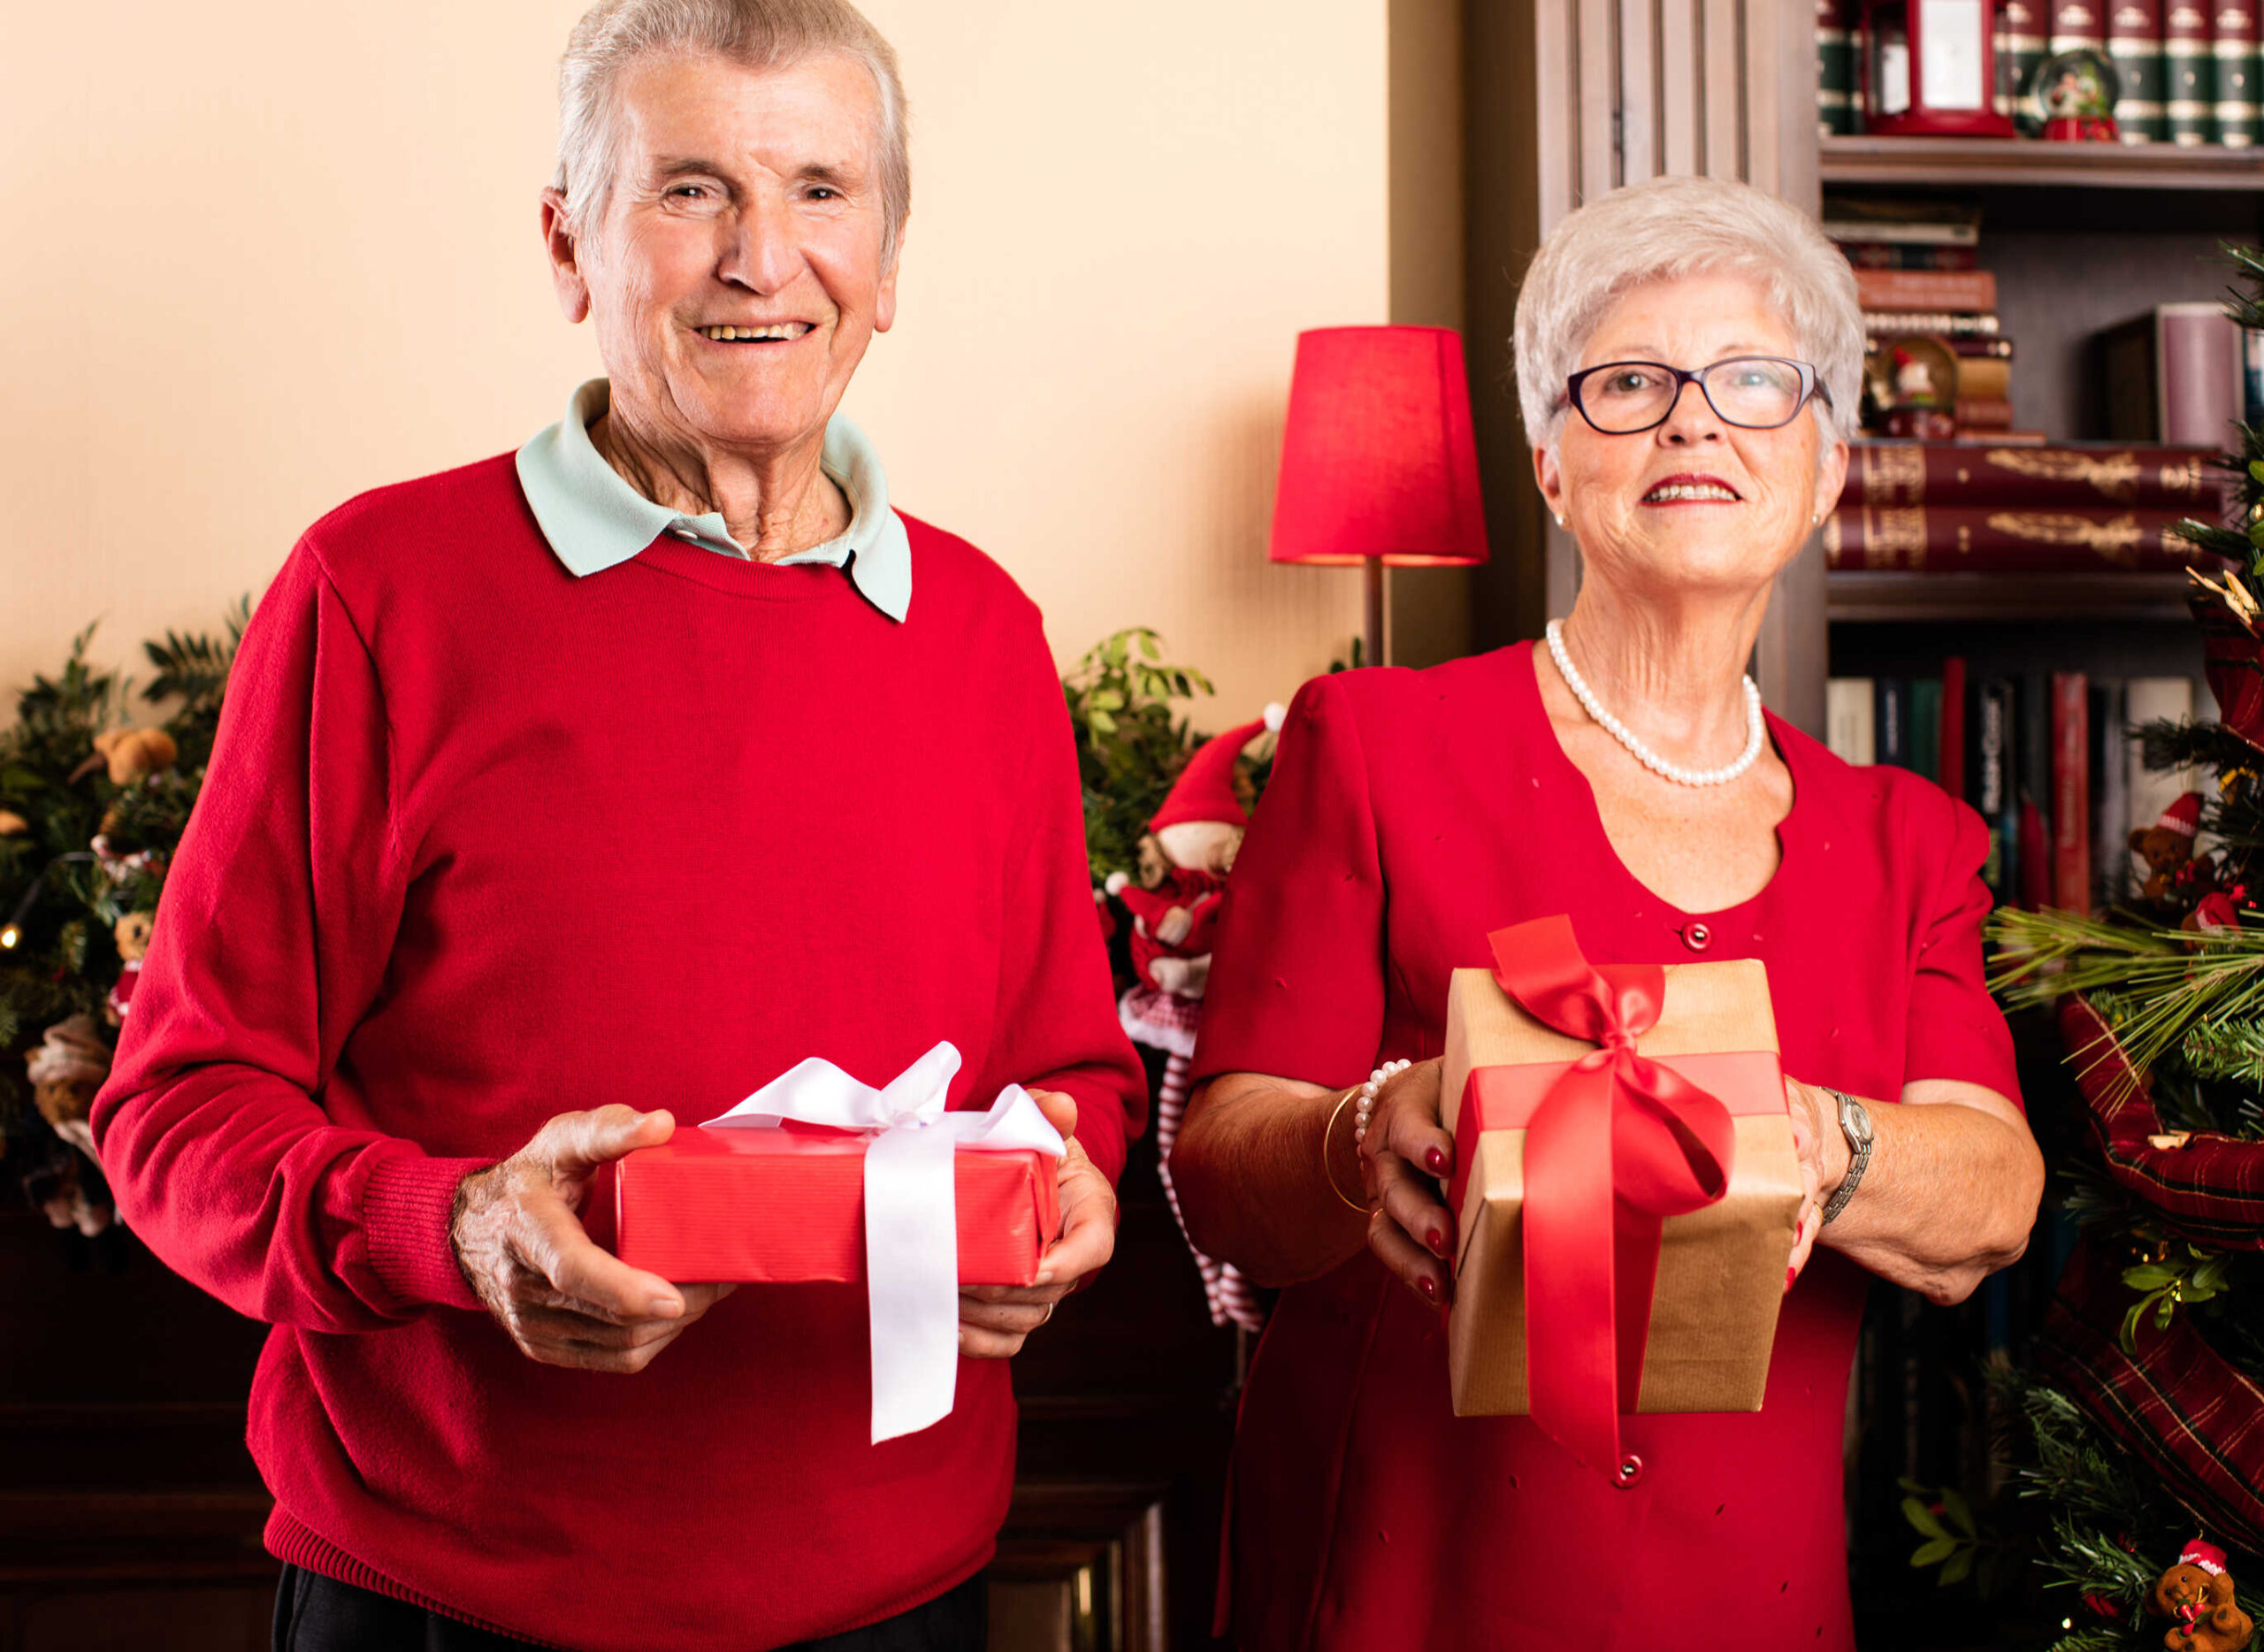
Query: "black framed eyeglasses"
1564 356 1832 435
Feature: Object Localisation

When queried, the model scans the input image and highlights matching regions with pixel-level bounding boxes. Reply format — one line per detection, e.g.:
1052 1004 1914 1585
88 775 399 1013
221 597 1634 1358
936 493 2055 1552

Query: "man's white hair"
1512 174 1862 453
554 0 910 265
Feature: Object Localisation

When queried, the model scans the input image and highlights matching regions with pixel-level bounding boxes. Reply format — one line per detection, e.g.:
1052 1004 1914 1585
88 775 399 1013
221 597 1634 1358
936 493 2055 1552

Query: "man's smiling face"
553 50 898 460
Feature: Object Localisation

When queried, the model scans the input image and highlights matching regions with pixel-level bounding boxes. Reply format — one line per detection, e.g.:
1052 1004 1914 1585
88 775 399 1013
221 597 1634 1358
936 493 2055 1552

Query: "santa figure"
1105 706 1283 1334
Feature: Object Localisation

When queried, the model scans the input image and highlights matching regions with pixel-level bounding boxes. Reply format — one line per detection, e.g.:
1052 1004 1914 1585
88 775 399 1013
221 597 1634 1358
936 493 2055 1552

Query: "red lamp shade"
1267 325 1490 569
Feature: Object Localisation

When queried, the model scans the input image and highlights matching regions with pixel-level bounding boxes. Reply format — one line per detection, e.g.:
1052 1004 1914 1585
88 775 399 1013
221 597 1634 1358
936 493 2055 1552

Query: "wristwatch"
1818 1089 1873 1226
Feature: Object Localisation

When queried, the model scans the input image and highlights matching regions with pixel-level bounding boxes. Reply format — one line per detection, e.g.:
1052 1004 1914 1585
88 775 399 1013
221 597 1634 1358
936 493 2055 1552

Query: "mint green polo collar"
515 379 912 622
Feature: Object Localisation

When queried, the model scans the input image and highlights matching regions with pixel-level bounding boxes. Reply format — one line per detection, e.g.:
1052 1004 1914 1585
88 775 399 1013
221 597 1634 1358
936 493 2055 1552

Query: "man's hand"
452 1105 735 1373
958 1090 1116 1358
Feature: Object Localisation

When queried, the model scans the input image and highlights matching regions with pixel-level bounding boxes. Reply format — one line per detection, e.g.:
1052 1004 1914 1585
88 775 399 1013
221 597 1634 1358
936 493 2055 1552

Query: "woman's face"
1534 272 1847 604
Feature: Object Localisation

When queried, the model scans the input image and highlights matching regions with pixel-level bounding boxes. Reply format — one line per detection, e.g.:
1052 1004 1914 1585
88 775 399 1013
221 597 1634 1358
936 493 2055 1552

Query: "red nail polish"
1426 1228 1447 1257
1426 1148 1448 1174
1785 1266 1797 1290
1419 1276 1437 1301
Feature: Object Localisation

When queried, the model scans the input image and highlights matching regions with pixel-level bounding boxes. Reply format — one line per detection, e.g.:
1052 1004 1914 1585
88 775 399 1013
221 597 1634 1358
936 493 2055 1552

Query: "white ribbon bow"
701 1041 1067 1443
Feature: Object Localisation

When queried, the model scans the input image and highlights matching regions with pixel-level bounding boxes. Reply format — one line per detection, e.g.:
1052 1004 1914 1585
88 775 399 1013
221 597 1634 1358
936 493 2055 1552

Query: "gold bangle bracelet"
1322 1088 1368 1213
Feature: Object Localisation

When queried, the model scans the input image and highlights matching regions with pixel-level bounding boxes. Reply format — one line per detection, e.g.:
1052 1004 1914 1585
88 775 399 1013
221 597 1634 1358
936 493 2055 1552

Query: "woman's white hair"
1512 174 1862 453
554 0 910 265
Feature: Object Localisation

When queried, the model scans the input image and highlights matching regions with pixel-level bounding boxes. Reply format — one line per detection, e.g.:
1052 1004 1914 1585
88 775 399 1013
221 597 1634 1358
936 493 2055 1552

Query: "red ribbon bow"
1487 915 1740 1482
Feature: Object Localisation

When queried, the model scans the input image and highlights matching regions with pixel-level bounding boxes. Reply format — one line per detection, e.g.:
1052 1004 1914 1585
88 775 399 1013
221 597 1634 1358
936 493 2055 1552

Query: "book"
2053 0 2108 45
2100 304 2247 445
1827 678 1878 764
1817 0 1860 135
1824 504 2230 570
1854 268 2000 312
2053 673 2092 911
1862 310 2002 336
1954 429 2053 445
2108 0 2170 140
1823 196 1984 246
1838 441 2227 509
2127 677 2199 883
1957 356 2014 400
1956 395 2018 427
1835 241 1982 271
1912 677 1944 783
2090 678 2129 906
1975 677 2020 898
2166 0 2215 144
2247 326 2264 424
2211 0 2260 144
2020 672 2055 910
2006 0 2054 130
1941 656 1970 804
1878 678 1913 769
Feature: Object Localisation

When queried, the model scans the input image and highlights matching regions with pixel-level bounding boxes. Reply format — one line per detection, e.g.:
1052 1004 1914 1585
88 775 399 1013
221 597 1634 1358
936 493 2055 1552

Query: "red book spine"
2052 0 2107 45
1940 656 1968 803
1836 242 1983 271
1824 505 2229 570
1838 442 2227 509
2053 673 2092 911
1853 268 2001 312
1955 396 2017 427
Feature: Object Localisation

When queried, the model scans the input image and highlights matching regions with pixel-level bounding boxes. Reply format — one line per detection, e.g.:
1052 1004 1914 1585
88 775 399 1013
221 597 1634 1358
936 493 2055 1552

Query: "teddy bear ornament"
2153 1538 2255 1652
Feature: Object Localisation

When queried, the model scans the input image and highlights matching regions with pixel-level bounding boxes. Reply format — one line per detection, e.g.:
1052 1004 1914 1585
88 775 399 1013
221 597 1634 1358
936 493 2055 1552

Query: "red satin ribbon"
1486 915 1739 1483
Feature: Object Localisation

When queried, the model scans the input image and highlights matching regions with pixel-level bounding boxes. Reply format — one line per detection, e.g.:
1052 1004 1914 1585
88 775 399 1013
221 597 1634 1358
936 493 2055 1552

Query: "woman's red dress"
1190 642 2021 1651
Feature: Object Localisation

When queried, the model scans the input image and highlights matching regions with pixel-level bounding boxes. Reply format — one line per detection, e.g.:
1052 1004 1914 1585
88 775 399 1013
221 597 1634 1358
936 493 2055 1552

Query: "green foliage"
0 605 244 1166
1062 628 1215 885
1901 1476 2013 1594
2119 1245 2234 1352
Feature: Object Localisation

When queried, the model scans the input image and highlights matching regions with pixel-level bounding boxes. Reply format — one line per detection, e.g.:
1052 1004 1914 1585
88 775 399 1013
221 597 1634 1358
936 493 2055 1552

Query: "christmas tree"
1983 248 2264 1651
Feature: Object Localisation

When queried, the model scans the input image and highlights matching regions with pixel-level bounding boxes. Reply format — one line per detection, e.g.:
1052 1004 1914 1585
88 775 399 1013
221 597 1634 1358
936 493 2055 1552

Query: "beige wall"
0 1 1389 723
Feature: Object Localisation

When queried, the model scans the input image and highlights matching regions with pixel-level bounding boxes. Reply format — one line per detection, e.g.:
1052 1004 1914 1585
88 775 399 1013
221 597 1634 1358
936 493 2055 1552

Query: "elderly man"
89 3 1143 1648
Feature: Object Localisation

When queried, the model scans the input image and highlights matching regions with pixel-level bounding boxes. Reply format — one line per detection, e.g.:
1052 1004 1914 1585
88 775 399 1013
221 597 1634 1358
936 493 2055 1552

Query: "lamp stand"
1363 555 1387 669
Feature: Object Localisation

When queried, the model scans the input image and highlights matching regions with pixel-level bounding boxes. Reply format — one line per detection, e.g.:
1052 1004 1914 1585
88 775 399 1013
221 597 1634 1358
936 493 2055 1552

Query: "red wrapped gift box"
613 1124 1060 1285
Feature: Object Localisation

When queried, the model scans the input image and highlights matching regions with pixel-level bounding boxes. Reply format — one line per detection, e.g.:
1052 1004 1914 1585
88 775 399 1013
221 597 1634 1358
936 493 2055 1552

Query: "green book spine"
2211 0 2260 144
2166 0 2217 143
1818 0 1860 134
1912 678 1944 784
2008 0 2054 129
2110 0 2170 137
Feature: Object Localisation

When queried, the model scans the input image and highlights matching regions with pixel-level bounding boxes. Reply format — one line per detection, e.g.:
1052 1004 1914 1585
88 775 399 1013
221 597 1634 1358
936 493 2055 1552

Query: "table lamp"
1267 325 1490 667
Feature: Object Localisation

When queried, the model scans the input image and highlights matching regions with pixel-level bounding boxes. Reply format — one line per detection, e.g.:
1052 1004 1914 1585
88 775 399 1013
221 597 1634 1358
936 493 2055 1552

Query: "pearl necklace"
1545 618 1765 788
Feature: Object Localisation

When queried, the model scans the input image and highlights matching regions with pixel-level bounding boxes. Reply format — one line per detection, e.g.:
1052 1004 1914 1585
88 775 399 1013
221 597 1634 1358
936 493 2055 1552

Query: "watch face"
1842 1095 1875 1145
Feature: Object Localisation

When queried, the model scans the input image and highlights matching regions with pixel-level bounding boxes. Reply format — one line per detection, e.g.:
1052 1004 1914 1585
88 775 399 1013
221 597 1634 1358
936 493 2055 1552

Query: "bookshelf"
1800 123 2262 1652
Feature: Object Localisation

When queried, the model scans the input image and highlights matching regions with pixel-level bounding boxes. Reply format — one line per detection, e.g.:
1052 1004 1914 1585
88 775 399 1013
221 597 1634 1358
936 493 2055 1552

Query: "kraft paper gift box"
1439 916 1801 1477
609 1041 1066 1442
613 1125 1058 1285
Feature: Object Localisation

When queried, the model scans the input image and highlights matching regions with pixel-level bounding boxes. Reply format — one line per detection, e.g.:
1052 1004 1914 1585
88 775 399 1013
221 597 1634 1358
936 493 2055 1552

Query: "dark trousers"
272 1564 987 1652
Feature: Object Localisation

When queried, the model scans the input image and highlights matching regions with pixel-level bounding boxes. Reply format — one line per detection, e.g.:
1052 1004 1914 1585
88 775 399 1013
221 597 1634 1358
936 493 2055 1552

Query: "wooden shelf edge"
1826 569 2199 621
1822 134 2264 191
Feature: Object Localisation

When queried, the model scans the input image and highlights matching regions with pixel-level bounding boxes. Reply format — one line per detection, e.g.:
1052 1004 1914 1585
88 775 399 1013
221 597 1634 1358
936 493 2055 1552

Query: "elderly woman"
1172 173 2044 1650
90 2 1142 1649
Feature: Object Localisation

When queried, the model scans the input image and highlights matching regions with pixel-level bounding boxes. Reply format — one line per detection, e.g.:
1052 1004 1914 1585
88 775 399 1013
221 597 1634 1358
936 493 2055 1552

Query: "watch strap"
1819 1089 1871 1226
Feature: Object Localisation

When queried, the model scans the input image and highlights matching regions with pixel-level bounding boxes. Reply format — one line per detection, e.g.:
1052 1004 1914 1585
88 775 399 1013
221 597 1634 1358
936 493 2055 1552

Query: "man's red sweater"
90 454 1146 1651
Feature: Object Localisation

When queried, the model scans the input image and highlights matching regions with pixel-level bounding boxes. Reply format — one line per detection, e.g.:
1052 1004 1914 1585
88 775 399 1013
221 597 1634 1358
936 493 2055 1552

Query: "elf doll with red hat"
2152 1539 2255 1652
1105 706 1283 1334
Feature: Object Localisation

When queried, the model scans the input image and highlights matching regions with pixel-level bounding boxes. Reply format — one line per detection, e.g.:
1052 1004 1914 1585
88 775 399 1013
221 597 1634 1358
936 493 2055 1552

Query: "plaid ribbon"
2036 997 2264 1554
2055 998 2264 1250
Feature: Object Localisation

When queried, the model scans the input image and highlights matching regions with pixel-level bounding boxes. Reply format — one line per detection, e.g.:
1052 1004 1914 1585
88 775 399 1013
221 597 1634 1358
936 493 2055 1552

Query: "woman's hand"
1783 1077 1852 1288
1357 1059 1457 1307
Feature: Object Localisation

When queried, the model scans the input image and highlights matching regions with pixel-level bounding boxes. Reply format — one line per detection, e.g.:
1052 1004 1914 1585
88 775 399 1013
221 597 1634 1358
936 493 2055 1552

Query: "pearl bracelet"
1352 1059 1411 1147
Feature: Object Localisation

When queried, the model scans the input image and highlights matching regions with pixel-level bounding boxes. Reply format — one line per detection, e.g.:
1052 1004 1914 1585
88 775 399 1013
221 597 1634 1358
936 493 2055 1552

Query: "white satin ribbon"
701 1041 1067 1443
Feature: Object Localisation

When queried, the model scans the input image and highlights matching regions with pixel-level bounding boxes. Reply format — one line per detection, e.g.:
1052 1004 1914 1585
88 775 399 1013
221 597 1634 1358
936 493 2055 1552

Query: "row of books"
1818 0 2264 146
1832 199 2032 442
1825 439 2230 570
1824 667 2200 909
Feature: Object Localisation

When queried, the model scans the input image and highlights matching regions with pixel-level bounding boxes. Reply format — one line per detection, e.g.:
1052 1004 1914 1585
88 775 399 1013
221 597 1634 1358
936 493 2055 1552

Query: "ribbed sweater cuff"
362 1153 490 1312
